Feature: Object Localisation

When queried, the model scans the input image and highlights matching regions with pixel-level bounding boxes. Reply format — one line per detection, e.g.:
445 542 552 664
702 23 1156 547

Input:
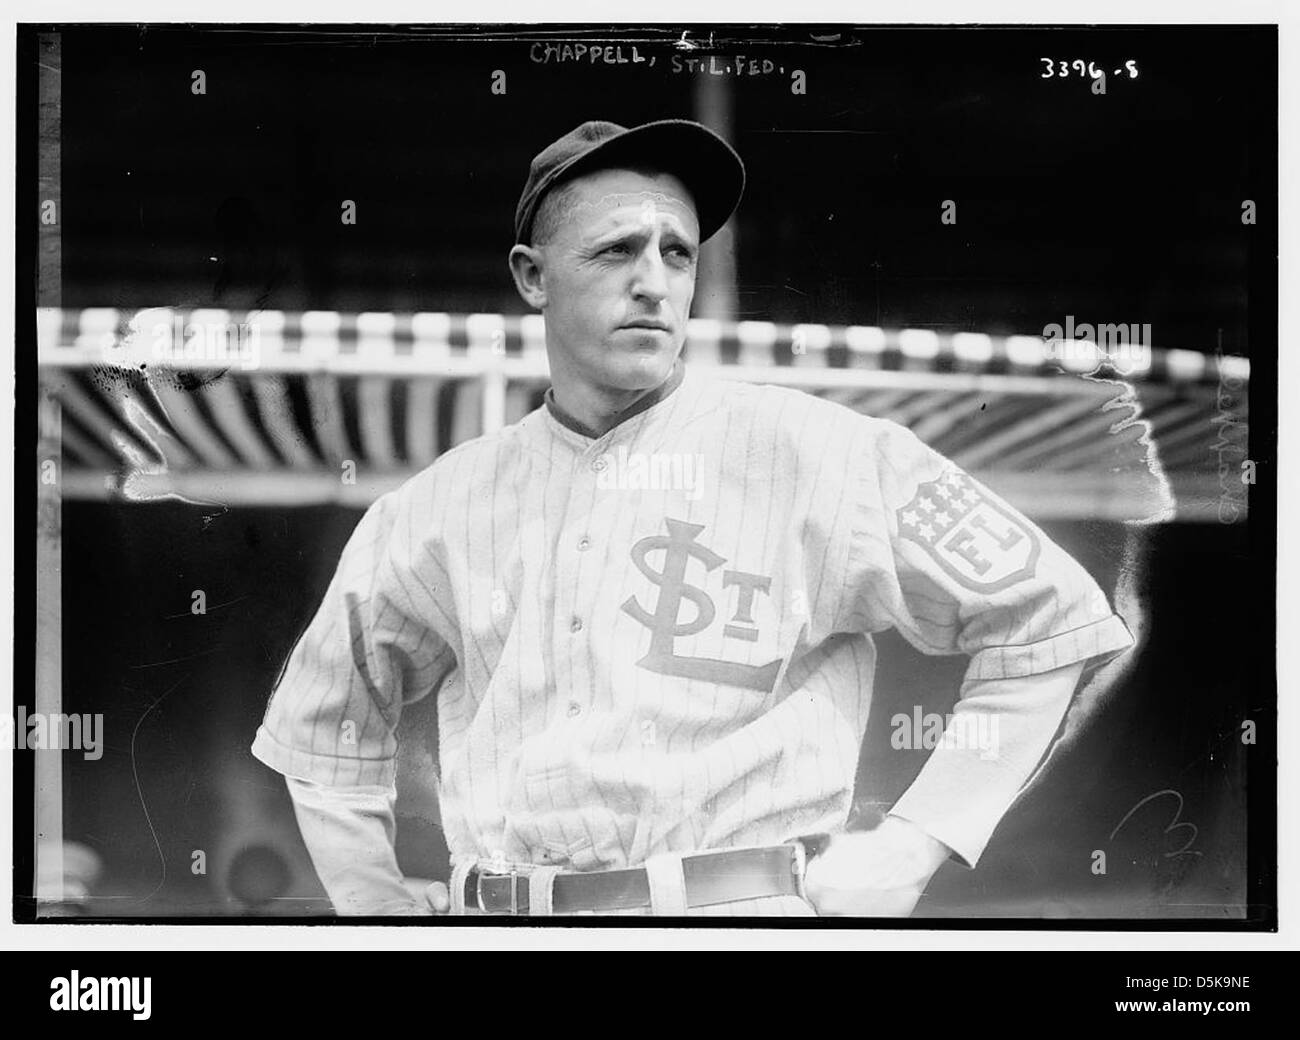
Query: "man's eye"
602 243 631 256
666 246 696 262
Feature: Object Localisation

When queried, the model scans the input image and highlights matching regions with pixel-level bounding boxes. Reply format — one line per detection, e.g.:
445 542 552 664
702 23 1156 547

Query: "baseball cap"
514 118 746 245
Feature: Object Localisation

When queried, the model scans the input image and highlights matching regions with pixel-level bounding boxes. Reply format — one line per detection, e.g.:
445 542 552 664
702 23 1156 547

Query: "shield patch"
896 470 1041 592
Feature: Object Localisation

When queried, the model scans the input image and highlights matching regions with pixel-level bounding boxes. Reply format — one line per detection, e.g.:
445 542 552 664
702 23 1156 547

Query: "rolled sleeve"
966 613 1133 682
252 725 398 788
252 485 456 790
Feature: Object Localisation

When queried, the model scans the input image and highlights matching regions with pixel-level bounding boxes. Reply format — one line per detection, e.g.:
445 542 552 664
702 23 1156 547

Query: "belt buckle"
476 865 520 915
790 833 830 902
790 842 808 902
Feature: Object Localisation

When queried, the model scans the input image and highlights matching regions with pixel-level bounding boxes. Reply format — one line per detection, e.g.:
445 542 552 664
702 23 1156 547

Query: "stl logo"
621 518 782 693
897 470 1041 592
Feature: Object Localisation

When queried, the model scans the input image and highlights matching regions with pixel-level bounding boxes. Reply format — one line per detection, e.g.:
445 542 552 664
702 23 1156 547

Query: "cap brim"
524 119 745 244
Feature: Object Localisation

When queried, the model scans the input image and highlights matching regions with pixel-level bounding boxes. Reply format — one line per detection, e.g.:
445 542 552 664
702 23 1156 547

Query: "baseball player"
252 118 1135 917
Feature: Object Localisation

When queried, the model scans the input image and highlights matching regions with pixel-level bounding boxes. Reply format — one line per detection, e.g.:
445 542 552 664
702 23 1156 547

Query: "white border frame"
1 1 1292 952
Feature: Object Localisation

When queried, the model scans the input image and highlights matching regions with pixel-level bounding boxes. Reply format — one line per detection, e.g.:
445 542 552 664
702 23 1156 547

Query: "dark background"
28 24 1276 921
60 24 1268 352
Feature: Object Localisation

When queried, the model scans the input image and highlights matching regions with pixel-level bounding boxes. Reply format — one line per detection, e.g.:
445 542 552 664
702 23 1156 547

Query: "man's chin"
602 347 679 391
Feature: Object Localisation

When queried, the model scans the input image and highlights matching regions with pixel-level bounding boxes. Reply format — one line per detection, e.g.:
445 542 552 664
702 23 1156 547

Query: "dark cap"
514 118 746 245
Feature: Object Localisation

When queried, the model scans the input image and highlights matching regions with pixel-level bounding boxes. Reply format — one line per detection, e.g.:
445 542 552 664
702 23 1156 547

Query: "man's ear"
508 244 547 310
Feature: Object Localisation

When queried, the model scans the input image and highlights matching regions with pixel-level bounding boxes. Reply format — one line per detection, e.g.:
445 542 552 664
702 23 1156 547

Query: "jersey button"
566 701 582 718
570 616 583 633
577 536 591 551
591 457 608 473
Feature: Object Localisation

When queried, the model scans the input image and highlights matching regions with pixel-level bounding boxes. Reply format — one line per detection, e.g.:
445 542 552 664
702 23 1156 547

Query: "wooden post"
693 72 738 323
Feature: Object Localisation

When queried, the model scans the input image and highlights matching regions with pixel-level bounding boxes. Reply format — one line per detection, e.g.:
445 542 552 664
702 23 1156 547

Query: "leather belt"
464 841 820 915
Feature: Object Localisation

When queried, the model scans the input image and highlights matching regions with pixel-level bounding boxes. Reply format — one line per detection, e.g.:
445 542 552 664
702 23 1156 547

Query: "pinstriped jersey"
252 361 1133 872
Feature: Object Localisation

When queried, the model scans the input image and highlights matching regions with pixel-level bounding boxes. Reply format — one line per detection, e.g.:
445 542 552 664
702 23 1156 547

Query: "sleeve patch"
896 470 1042 593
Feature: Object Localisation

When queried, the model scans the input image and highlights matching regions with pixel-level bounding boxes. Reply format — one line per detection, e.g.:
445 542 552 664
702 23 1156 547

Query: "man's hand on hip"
424 881 451 913
803 815 951 917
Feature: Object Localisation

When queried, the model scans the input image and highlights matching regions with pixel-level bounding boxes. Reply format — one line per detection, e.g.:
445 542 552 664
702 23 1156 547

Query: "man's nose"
630 249 670 303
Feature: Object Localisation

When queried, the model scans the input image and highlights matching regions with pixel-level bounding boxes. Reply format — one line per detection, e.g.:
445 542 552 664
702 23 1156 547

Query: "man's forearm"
888 660 1086 867
286 776 430 916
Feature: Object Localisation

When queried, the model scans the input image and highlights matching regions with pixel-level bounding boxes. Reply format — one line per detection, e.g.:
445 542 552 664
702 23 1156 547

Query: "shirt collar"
543 358 686 440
